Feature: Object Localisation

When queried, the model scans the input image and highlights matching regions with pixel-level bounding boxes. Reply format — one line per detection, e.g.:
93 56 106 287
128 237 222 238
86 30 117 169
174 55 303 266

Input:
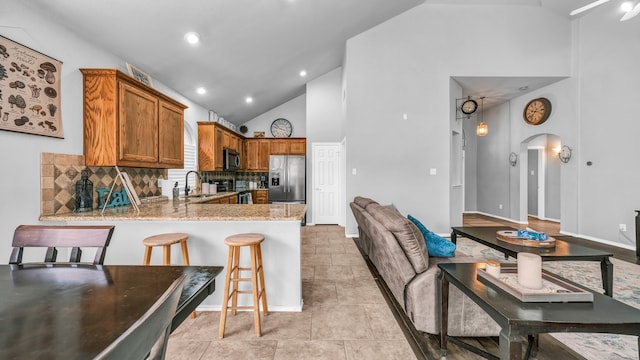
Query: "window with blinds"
166 144 197 192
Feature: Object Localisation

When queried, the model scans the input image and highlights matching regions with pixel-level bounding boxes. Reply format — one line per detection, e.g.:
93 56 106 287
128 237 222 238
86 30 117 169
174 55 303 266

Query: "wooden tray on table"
496 230 556 248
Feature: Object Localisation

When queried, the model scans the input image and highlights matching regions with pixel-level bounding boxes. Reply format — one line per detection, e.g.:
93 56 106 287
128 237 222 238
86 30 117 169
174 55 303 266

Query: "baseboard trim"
559 230 636 252
470 213 636 252
465 211 527 225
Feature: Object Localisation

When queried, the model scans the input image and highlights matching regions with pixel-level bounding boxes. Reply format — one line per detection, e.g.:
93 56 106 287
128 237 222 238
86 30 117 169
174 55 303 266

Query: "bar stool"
219 233 268 338
142 232 195 318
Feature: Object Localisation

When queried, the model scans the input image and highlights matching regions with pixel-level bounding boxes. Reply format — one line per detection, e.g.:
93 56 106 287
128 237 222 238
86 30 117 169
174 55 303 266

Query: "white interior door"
312 143 341 224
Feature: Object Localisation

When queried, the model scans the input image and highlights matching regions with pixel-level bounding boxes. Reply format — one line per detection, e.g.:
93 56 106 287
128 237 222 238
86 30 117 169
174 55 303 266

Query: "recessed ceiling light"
299 70 307 77
245 96 253 104
518 86 529 91
196 87 206 95
621 1 633 12
184 32 200 45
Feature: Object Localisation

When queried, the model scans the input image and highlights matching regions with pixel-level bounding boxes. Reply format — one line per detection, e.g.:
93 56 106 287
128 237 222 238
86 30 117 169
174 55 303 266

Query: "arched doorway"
518 133 562 226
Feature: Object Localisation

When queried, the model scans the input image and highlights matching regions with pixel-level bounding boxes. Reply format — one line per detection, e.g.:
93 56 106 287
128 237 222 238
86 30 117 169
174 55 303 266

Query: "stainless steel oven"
238 191 252 204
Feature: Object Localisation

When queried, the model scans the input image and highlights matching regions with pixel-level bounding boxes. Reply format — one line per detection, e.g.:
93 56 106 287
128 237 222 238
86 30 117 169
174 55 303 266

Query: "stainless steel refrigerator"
268 155 305 204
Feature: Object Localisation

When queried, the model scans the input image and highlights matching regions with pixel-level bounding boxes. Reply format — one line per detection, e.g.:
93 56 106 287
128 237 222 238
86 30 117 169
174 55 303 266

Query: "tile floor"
166 225 417 360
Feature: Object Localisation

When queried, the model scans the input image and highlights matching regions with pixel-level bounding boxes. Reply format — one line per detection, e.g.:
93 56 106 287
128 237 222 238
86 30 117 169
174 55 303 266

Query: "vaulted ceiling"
22 0 614 124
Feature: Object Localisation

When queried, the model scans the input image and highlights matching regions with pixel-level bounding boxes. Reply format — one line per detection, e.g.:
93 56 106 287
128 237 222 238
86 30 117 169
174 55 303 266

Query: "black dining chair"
94 275 186 360
9 225 115 265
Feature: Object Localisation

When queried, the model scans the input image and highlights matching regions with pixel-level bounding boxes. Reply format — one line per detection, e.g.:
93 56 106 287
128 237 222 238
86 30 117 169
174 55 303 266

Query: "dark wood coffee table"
439 262 640 360
451 226 614 296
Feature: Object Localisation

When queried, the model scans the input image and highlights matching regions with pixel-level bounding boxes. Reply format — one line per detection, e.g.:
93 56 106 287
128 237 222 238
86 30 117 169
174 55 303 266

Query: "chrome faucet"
185 171 202 197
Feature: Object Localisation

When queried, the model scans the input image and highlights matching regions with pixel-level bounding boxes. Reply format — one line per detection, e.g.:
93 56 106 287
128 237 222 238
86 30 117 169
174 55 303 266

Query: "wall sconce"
558 145 572 163
476 96 488 136
509 152 518 166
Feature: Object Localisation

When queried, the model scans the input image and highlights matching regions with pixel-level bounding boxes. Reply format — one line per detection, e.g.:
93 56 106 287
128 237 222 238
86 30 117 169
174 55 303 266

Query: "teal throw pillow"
407 214 456 257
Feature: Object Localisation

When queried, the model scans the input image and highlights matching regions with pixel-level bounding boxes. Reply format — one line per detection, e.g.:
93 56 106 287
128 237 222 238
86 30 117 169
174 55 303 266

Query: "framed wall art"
126 63 153 87
0 35 64 138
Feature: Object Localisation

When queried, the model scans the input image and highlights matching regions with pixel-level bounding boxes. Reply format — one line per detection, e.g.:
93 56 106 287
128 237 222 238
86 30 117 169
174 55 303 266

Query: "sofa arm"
405 259 500 337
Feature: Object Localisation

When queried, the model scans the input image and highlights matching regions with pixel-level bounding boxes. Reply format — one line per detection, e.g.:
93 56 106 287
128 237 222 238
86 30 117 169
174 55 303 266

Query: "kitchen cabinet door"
289 139 306 155
214 127 224 170
254 190 268 204
244 139 270 171
257 140 270 170
158 100 184 167
118 82 158 165
245 139 259 170
270 140 289 155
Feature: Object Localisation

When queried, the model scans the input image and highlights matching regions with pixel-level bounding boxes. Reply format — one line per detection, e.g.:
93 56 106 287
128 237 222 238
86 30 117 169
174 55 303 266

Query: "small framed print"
126 63 153 87
0 35 64 138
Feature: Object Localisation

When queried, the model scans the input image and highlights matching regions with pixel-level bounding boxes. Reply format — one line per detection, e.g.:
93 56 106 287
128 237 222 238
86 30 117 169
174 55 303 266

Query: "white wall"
0 2 208 263
574 12 640 248
305 68 344 223
344 4 571 235
240 95 306 138
470 6 640 249
306 68 344 142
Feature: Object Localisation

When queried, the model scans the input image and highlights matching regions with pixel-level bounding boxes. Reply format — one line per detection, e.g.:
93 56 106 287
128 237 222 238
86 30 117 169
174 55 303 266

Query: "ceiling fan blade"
569 0 611 16
620 2 640 20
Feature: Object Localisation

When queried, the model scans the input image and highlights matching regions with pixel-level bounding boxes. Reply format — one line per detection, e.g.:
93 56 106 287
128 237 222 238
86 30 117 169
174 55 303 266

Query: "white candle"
517 253 543 289
485 260 501 278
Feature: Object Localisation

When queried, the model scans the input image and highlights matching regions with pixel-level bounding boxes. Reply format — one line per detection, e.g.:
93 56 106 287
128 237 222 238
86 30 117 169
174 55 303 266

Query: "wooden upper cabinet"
269 138 306 155
158 100 185 166
270 140 289 155
81 69 186 169
198 121 307 171
244 139 270 171
258 140 270 169
244 139 259 170
198 122 242 171
214 127 224 169
289 139 306 155
118 82 158 164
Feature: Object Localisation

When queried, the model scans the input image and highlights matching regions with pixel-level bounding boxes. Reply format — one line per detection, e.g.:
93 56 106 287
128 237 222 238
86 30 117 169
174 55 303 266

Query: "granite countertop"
39 193 307 222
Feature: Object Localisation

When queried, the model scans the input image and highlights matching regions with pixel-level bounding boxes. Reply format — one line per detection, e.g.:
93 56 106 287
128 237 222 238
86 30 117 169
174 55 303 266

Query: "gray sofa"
350 196 500 336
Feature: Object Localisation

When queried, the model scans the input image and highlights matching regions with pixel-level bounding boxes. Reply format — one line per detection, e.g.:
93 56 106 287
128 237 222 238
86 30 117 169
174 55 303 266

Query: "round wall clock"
460 99 478 115
270 118 293 138
523 97 552 125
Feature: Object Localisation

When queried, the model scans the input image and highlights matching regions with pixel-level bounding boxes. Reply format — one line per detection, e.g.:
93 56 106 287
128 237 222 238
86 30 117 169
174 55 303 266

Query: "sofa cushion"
354 196 378 209
368 204 429 273
407 214 456 257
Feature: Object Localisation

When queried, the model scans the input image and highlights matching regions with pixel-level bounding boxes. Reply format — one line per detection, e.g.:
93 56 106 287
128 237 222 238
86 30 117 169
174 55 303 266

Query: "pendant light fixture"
476 96 488 137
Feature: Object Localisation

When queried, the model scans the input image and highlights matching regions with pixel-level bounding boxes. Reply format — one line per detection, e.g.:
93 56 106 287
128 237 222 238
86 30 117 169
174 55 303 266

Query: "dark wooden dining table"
0 263 223 360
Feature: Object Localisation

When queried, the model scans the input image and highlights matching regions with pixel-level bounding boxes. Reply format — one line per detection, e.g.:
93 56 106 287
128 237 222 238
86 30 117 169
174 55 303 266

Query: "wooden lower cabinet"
253 190 268 204
204 194 238 204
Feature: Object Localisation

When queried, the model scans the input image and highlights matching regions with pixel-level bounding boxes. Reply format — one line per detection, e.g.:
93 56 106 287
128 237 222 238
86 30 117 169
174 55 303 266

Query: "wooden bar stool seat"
143 233 190 266
219 233 268 338
142 232 195 318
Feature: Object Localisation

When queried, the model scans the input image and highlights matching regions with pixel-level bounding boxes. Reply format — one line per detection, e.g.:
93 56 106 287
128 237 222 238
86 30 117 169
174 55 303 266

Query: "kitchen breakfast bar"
39 196 307 312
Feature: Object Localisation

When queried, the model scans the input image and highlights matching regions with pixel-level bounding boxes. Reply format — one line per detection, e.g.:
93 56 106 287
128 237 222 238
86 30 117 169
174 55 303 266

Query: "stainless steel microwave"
223 148 240 171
